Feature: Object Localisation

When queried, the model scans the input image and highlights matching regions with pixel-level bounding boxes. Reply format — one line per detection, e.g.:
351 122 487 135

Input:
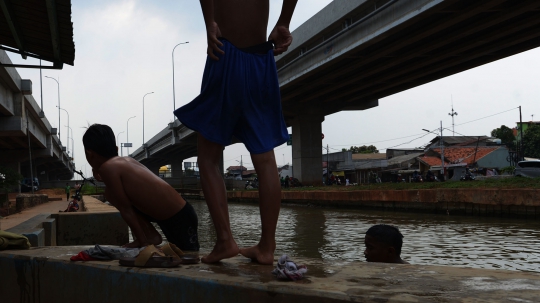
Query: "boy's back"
99 156 183 221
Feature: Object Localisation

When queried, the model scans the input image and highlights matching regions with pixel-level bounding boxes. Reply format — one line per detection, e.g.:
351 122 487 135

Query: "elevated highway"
134 0 540 185
130 120 199 176
0 50 74 182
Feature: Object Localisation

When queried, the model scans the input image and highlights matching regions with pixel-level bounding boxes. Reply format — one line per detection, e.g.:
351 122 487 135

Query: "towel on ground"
0 230 31 250
271 254 308 281
71 245 143 261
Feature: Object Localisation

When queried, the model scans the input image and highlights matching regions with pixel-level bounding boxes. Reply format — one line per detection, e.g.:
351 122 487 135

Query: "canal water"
154 200 540 273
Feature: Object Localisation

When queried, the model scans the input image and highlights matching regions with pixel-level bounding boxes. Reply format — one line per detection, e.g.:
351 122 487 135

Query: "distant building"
418 145 510 180
278 164 293 178
386 148 424 159
226 166 247 180
515 121 540 141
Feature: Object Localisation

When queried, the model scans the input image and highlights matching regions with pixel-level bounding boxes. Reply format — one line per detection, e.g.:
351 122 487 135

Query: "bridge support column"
291 115 324 186
170 159 184 178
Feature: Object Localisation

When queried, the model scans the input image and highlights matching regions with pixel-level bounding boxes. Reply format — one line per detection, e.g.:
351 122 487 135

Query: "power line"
331 132 431 147
454 107 518 127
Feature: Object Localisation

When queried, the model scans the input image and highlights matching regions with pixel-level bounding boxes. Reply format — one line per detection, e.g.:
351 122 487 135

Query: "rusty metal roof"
0 0 75 68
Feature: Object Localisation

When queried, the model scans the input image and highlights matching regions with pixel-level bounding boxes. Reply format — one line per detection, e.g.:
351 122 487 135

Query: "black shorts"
136 202 200 251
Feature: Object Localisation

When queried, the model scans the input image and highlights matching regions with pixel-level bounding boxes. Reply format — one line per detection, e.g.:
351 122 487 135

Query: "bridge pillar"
291 115 324 186
170 159 183 178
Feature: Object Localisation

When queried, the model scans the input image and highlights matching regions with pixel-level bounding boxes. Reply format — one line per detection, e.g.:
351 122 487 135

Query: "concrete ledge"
42 219 57 246
6 213 54 247
15 194 49 212
228 189 540 218
51 212 128 246
1 246 540 303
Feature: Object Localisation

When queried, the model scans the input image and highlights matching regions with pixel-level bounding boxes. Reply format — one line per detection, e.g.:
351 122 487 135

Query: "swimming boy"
83 124 199 251
173 0 298 264
364 224 409 264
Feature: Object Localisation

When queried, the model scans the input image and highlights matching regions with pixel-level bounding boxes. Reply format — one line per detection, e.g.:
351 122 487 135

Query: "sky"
7 0 540 177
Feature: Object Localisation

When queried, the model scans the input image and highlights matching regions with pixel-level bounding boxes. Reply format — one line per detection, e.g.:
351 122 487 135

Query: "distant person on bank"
83 124 199 251
64 183 71 201
364 224 409 264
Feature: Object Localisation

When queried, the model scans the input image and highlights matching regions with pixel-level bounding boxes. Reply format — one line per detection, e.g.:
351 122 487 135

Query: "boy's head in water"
364 224 408 264
83 124 118 167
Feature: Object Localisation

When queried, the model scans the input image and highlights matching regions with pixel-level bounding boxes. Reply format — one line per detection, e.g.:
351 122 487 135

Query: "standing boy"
174 0 298 264
64 183 71 201
83 124 199 251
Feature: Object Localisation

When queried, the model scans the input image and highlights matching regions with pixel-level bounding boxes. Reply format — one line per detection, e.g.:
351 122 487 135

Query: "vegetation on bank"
276 177 540 191
80 185 105 195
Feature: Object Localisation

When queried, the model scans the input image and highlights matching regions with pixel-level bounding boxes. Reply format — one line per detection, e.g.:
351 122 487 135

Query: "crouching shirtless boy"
83 124 199 250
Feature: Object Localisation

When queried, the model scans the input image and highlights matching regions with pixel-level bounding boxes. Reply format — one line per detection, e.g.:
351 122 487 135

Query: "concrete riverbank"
228 188 540 218
2 246 540 303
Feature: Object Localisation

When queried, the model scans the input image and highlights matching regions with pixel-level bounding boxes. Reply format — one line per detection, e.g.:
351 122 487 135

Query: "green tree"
0 165 23 207
522 124 540 158
342 145 379 154
490 125 515 149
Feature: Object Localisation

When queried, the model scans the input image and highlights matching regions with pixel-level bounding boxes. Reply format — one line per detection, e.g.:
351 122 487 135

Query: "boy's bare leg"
240 150 280 265
124 211 163 248
197 134 240 263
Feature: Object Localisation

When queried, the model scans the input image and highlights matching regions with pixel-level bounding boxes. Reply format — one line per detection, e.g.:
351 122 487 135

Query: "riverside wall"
228 189 540 218
2 246 540 303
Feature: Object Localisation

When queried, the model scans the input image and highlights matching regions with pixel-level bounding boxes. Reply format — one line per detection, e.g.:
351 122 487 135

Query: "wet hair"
82 124 118 158
366 224 404 255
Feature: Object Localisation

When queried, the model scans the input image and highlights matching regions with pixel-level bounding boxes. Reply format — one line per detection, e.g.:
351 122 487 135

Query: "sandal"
161 243 200 265
119 245 181 268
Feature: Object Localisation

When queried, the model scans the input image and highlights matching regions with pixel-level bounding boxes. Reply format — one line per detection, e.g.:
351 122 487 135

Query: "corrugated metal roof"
388 152 423 165
0 0 75 66
352 153 387 160
419 146 500 167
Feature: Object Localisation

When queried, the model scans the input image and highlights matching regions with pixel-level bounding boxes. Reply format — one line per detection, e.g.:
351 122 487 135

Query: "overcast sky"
8 0 540 177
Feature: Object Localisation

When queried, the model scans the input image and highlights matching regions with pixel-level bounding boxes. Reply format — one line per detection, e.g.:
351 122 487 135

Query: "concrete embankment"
2 246 540 303
228 189 540 218
3 196 128 246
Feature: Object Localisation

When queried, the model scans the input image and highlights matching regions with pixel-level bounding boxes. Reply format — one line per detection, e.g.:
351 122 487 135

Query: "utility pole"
448 97 458 136
519 106 523 161
26 109 34 194
440 120 445 181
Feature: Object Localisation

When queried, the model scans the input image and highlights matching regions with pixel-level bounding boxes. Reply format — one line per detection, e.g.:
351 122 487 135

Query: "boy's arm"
199 0 224 60
269 0 298 55
99 167 150 247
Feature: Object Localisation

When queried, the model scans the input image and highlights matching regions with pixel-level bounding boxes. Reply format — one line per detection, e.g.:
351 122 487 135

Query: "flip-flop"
160 243 200 265
119 245 181 268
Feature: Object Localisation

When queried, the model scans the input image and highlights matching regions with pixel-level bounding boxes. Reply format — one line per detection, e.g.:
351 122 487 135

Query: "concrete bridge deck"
133 0 540 187
1 246 540 303
0 50 74 183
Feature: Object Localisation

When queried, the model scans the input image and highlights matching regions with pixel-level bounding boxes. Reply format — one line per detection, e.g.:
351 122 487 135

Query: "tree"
522 124 540 158
341 145 379 154
490 125 515 149
0 165 23 207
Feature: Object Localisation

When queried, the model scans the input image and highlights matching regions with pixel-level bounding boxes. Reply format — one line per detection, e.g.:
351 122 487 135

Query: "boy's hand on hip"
206 22 224 60
269 26 293 56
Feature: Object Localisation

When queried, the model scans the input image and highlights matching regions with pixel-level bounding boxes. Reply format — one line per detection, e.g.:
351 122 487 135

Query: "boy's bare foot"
146 232 163 246
240 244 275 265
202 239 240 263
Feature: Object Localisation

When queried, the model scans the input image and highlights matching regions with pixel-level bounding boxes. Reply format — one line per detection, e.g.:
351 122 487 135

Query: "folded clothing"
0 230 31 250
271 254 308 281
71 245 143 261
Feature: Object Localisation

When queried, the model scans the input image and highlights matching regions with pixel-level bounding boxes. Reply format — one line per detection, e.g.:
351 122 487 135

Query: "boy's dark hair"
82 124 118 158
366 224 404 255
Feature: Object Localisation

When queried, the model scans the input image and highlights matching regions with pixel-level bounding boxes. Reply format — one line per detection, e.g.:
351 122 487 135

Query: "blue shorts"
174 38 289 154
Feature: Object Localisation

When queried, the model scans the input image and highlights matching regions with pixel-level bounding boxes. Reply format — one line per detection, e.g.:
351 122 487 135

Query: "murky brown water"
147 199 540 273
